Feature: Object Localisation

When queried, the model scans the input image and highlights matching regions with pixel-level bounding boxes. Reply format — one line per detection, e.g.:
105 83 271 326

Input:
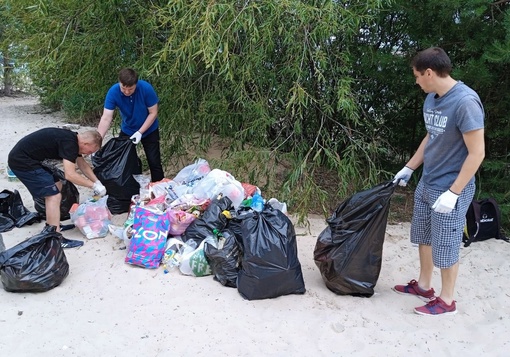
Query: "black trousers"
120 129 164 182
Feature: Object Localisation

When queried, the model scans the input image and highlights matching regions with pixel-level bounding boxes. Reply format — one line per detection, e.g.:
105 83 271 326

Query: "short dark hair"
411 47 452 78
118 68 138 86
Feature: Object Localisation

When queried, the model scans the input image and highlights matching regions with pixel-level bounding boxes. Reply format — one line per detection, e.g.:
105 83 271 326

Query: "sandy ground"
0 96 509 357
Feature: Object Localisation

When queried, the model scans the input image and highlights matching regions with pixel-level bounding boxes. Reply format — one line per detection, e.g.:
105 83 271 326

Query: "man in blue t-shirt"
98 68 164 182
392 47 485 316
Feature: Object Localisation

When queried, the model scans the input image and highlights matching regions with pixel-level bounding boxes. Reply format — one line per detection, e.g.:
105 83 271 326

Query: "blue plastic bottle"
251 193 264 212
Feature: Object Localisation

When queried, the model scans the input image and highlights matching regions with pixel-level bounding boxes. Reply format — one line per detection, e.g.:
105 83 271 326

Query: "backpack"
463 198 509 247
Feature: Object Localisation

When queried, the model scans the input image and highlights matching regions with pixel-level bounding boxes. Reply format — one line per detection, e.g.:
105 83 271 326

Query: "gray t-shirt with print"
422 81 484 191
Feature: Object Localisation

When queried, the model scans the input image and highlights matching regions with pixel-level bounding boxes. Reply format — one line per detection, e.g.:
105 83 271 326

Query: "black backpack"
463 198 509 247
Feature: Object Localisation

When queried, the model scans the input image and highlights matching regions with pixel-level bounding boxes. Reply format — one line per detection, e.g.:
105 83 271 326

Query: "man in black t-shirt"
8 128 107 248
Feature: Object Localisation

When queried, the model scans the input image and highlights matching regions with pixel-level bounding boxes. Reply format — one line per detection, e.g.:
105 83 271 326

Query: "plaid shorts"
410 180 475 268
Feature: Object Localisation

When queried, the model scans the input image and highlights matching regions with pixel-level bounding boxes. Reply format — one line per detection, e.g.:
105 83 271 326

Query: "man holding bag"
392 47 485 316
97 68 164 182
8 128 107 248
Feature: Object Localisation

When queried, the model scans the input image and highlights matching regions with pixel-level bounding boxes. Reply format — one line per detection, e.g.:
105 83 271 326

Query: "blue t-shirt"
422 81 484 191
104 79 159 137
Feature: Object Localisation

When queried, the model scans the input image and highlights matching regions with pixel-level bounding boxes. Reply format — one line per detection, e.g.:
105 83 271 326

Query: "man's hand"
432 190 459 214
393 166 414 186
92 180 107 197
130 131 142 144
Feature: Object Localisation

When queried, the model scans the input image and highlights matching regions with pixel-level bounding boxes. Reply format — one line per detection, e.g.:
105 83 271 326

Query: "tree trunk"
3 50 12 96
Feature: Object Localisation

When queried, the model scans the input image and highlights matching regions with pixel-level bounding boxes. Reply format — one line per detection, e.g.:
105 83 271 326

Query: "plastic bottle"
251 193 264 212
213 229 227 249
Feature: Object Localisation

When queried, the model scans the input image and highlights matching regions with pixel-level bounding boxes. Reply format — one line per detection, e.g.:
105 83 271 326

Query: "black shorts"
9 167 60 198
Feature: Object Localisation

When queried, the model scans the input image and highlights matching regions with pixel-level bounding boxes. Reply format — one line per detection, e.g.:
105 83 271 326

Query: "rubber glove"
393 166 414 186
130 131 142 144
432 190 459 214
92 180 107 197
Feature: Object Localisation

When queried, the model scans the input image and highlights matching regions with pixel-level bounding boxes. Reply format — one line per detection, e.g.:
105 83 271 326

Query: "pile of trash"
1 139 395 299
90 158 305 300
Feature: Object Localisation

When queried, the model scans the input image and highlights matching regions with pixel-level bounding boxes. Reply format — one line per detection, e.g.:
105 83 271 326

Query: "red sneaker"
414 297 457 316
392 279 435 301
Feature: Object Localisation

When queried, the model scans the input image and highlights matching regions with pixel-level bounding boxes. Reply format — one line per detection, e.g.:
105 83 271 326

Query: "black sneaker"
41 224 83 248
60 223 76 232
42 223 76 232
60 237 84 249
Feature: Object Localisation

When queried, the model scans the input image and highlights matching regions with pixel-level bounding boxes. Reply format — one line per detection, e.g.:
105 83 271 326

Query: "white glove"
393 166 414 186
432 190 459 214
130 131 142 144
92 180 107 197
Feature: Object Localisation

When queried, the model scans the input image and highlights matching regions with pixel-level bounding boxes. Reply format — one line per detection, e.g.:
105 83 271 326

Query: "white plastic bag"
267 198 288 214
173 158 211 187
192 169 245 208
179 237 215 277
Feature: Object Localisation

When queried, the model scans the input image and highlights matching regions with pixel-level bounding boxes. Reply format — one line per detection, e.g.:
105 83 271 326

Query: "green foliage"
150 0 390 218
476 158 510 230
2 0 510 229
347 0 510 229
3 0 167 110
60 90 100 124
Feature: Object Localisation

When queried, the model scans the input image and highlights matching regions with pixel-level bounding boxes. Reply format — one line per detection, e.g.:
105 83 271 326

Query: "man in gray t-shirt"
392 47 485 316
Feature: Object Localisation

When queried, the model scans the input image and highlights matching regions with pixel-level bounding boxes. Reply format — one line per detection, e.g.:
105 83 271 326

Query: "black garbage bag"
0 231 70 292
92 137 142 214
33 164 80 221
0 189 41 232
313 181 397 297
233 206 306 300
182 195 233 246
204 229 242 288
0 233 5 252
0 215 15 233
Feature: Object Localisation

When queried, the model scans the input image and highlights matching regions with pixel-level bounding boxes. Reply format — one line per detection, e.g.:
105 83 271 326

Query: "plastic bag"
192 169 245 208
313 181 396 297
125 207 170 269
267 198 288 215
172 158 211 187
160 237 213 277
145 194 168 213
149 179 173 199
92 137 142 214
0 215 15 233
179 237 214 277
133 174 151 202
204 229 242 288
167 209 196 236
241 183 260 198
168 194 209 213
70 196 112 239
161 237 185 272
0 231 69 292
182 195 233 246
234 206 306 300
0 233 5 252
0 189 40 232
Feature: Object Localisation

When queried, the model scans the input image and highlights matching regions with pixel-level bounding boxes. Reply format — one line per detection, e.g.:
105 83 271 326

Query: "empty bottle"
251 193 265 212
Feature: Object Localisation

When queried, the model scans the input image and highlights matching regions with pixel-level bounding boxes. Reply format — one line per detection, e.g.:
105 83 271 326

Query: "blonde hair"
79 130 103 147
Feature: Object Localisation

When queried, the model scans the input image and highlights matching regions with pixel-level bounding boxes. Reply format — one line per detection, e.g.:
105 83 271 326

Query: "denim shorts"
410 180 475 268
9 167 60 198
